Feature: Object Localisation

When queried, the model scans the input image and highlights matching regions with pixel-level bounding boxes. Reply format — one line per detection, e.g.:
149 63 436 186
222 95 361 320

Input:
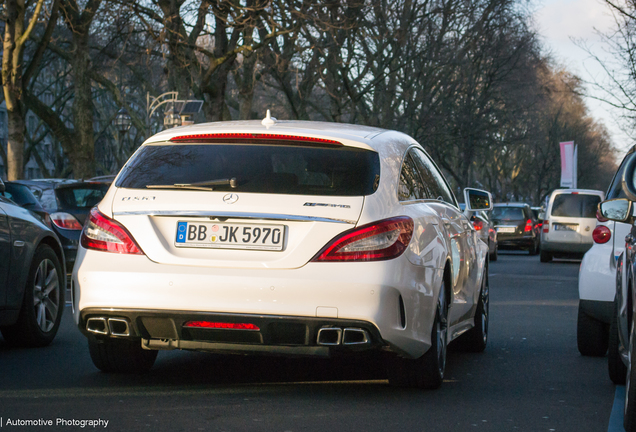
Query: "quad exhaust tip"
86 317 108 335
317 327 342 345
343 327 370 345
317 327 370 346
86 317 130 337
108 318 131 337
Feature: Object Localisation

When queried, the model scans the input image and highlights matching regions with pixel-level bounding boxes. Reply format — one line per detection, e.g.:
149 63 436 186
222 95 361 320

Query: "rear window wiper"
146 177 237 191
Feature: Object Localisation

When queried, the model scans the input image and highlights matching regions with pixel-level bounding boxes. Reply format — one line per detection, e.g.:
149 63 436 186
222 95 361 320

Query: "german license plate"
554 224 578 231
175 221 285 251
497 226 516 233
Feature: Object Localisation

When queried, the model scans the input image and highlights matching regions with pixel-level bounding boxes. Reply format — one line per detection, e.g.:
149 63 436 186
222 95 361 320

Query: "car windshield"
551 194 601 218
116 143 381 196
491 207 524 220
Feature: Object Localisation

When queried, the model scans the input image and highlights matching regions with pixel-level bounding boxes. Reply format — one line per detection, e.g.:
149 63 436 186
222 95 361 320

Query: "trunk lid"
111 189 363 269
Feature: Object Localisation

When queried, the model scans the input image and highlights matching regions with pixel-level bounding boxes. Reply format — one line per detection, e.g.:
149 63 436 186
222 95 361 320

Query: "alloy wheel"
32 258 60 333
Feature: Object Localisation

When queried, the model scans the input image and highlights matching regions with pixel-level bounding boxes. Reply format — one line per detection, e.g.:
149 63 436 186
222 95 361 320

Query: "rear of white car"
540 189 604 262
73 120 489 387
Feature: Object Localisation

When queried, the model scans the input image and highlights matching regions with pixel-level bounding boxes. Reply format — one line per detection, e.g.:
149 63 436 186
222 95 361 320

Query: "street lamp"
146 92 204 134
114 108 131 134
112 108 132 171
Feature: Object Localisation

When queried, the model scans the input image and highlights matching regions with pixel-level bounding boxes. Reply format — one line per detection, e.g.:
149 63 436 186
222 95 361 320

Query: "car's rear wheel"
387 284 447 389
1 245 64 347
577 305 608 356
625 321 636 431
540 250 552 262
88 338 158 374
609 300 627 384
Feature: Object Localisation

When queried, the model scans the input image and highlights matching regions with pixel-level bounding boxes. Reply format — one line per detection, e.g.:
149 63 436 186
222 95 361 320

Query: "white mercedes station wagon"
73 116 492 389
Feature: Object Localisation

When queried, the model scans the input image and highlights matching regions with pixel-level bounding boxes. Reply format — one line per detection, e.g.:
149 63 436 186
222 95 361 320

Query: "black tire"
540 250 552 263
577 305 608 356
454 269 489 352
609 301 627 384
88 338 158 374
387 285 447 389
0 245 64 347
489 242 498 262
625 321 636 432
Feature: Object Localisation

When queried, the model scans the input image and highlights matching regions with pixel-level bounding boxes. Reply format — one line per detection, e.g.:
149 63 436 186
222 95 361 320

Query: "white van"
540 189 605 262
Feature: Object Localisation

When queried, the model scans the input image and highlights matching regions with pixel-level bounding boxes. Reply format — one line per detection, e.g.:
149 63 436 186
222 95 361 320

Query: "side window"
410 148 456 205
607 153 630 199
398 153 425 201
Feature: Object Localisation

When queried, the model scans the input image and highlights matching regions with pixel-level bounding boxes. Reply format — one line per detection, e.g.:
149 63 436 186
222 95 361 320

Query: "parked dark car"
0 178 66 347
598 147 636 431
490 203 540 255
7 180 110 273
460 204 498 261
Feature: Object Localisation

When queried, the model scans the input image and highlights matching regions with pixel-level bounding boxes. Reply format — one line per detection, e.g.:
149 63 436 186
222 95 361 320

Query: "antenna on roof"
261 109 277 127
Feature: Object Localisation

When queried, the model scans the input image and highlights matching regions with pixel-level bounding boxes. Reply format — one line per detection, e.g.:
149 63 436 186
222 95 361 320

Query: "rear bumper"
542 240 592 254
80 308 384 357
73 246 444 359
497 235 535 249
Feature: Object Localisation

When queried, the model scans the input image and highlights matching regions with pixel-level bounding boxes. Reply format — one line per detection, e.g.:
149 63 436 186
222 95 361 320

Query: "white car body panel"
579 220 631 302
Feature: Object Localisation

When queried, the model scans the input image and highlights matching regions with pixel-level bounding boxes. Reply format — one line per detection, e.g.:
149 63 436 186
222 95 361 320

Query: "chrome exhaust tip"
342 328 370 345
108 318 131 337
317 327 342 346
86 317 108 335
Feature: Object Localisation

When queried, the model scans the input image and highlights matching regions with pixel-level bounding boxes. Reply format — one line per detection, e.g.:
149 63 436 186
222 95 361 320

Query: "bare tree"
2 0 57 179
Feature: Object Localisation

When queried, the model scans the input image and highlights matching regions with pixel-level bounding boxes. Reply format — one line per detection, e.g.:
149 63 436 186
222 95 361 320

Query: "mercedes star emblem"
223 193 239 204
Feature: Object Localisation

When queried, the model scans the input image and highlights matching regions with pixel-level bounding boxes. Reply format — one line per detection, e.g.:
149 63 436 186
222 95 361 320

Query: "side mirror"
599 199 633 223
0 178 4 194
463 188 492 212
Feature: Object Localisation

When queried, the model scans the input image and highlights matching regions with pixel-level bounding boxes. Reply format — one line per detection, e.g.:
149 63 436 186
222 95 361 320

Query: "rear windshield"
55 185 109 209
491 207 524 220
551 194 601 218
116 144 381 196
4 183 40 207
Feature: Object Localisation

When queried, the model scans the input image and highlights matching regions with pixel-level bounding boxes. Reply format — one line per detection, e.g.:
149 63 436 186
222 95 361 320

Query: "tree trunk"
2 0 45 180
70 34 95 178
6 109 25 180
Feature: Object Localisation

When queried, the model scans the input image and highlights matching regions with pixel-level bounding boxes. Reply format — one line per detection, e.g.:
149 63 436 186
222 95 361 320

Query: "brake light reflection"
183 321 260 331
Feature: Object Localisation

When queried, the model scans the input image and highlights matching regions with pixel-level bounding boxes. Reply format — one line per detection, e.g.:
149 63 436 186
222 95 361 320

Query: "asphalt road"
0 252 616 431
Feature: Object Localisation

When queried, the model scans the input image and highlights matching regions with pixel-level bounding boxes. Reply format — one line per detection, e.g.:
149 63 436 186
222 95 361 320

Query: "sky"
533 0 633 156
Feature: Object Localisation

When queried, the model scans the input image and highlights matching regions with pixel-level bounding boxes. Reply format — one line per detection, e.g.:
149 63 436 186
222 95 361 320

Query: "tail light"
596 208 609 222
472 219 484 231
592 225 611 244
80 207 144 255
543 221 550 233
50 212 83 230
524 219 533 232
312 216 413 262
